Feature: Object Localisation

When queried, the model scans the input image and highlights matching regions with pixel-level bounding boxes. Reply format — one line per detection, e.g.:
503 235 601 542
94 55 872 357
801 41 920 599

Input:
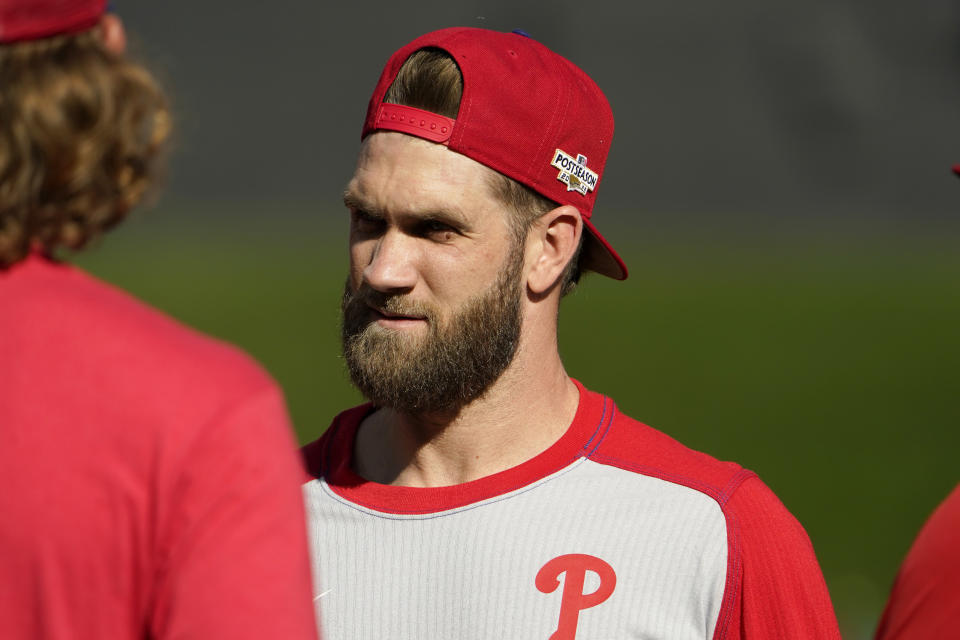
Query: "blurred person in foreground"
875 484 960 639
302 27 840 639
874 168 960 640
0 2 319 638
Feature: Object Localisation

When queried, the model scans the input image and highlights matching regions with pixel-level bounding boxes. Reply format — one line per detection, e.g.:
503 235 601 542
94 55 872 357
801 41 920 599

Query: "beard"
341 248 524 415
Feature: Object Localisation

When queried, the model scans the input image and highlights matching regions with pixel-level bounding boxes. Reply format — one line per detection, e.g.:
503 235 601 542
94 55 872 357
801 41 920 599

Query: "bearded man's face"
341 244 524 415
340 133 531 414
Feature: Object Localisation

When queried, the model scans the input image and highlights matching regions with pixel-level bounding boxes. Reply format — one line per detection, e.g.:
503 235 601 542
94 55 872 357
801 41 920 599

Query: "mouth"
367 304 428 328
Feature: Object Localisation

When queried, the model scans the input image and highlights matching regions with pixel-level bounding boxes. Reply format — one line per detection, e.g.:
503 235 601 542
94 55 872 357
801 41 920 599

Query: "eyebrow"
343 190 373 214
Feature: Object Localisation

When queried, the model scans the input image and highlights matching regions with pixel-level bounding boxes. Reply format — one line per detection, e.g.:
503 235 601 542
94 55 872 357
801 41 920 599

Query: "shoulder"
898 483 960 570
2 256 275 395
588 399 754 504
587 392 839 637
0 256 285 446
301 404 372 481
589 394 817 556
876 484 960 639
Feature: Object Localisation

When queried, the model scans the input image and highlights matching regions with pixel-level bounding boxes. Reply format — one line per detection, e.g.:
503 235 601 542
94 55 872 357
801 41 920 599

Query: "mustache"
342 283 436 322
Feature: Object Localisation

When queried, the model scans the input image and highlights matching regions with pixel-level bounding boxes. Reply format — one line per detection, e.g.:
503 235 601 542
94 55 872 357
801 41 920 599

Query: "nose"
361 229 418 294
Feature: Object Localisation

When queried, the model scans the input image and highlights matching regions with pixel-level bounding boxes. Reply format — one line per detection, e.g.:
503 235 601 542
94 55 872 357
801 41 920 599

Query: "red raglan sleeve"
148 382 321 640
724 475 841 639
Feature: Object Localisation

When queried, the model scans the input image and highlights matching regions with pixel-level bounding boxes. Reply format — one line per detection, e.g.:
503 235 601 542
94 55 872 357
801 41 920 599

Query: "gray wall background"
119 0 960 223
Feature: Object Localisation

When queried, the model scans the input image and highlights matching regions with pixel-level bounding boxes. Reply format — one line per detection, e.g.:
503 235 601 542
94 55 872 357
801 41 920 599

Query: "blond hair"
0 27 171 267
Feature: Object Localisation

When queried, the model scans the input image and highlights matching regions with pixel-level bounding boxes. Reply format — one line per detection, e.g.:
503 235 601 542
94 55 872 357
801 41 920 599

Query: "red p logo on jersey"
536 554 617 640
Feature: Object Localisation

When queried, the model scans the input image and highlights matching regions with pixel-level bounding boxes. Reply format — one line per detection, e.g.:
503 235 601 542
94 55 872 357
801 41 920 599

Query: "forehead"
346 132 505 221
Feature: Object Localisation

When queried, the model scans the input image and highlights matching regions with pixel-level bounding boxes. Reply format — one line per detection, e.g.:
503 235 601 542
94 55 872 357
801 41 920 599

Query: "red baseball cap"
953 165 959 178
0 0 106 43
362 27 627 281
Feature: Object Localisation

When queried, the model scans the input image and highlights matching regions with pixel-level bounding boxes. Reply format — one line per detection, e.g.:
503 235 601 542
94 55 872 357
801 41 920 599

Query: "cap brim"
581 217 627 280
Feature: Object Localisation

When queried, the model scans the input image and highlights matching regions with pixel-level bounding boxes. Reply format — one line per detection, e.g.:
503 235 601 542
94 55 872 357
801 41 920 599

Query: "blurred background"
74 1 958 637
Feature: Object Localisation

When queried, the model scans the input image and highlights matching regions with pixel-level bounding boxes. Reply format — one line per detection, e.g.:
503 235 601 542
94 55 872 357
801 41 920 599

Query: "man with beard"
302 27 840 639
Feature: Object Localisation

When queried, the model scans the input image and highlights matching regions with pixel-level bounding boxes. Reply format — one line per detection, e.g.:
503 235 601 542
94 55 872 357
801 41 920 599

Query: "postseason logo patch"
551 149 599 196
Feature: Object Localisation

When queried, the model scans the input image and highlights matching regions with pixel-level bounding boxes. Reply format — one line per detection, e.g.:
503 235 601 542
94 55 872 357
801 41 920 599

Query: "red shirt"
876 484 960 640
0 255 320 639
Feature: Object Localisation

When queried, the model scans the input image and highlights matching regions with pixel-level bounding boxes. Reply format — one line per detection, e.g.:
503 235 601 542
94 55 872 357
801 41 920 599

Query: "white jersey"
302 381 840 639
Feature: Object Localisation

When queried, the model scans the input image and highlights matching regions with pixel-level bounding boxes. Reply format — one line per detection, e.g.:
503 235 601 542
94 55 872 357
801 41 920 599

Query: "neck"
353 329 579 487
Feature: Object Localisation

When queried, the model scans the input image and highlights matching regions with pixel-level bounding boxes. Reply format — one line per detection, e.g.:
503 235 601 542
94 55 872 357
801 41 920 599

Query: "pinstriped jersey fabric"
306 458 727 639
302 381 842 639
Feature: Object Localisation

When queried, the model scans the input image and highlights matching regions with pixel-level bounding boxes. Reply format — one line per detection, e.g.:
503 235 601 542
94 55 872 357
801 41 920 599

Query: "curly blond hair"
0 27 170 268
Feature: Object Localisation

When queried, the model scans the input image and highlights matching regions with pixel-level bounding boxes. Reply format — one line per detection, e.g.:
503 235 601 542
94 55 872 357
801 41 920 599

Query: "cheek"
428 246 510 301
348 240 372 276
346 257 366 293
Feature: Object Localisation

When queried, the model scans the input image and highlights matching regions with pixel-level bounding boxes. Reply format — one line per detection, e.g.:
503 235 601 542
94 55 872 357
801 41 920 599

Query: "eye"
418 219 459 241
350 209 384 235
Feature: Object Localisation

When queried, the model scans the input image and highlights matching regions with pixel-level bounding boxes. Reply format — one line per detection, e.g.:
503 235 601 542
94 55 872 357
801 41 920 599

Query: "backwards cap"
0 0 106 43
362 27 627 280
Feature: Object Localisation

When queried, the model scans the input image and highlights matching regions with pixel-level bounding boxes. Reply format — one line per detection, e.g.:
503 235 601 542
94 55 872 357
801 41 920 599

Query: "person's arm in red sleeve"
875 484 960 640
148 382 321 640
724 476 841 639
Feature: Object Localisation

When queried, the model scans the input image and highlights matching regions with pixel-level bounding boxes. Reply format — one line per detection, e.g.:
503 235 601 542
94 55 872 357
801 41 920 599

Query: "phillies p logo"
536 554 617 640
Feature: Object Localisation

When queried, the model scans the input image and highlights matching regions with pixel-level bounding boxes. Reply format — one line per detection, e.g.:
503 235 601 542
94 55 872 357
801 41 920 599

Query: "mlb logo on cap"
0 0 106 43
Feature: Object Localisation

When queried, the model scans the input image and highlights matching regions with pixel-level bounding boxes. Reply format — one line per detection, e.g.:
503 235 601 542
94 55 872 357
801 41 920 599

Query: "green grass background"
75 205 959 639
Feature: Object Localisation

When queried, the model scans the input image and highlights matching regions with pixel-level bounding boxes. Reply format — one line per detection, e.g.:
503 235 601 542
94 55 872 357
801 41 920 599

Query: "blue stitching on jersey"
581 395 608 451
717 468 756 507
583 400 616 458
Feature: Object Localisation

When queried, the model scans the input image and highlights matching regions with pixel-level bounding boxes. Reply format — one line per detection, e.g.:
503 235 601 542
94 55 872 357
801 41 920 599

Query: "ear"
525 204 582 296
98 13 127 55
